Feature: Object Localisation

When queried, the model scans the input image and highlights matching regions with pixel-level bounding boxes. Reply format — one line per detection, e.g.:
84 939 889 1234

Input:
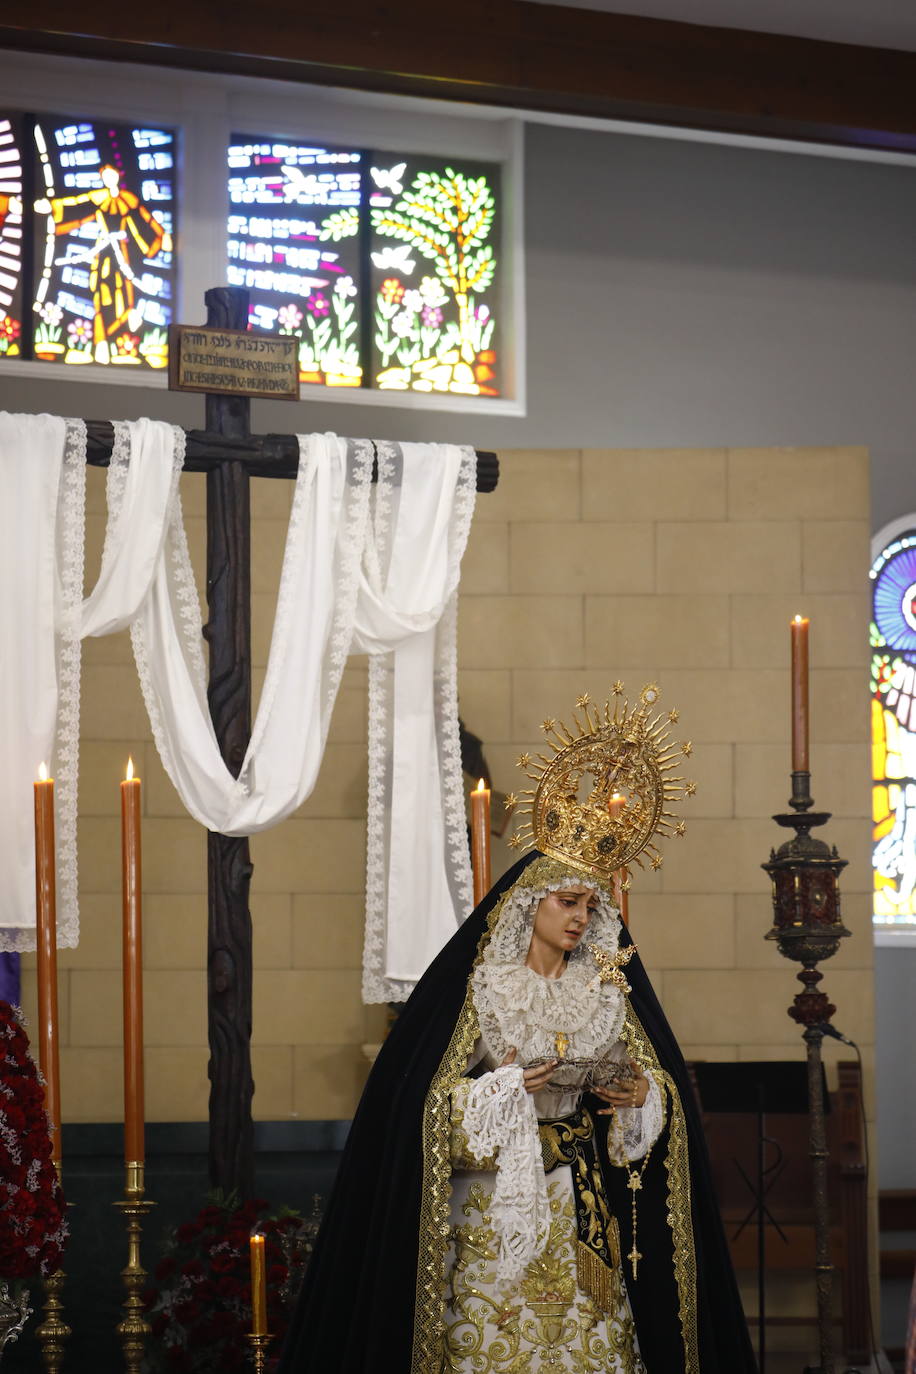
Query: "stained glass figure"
0 115 24 361
871 525 916 928
227 137 363 387
369 154 500 396
32 118 174 367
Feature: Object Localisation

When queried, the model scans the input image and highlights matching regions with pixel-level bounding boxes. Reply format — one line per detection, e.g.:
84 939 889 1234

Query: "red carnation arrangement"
144 1193 320 1373
0 1001 68 1280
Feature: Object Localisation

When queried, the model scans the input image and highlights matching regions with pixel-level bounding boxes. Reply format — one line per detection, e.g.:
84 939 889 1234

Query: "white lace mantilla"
462 1064 550 1286
473 960 627 1070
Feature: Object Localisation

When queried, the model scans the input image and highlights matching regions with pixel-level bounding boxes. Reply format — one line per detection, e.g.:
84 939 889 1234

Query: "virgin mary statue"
278 686 757 1374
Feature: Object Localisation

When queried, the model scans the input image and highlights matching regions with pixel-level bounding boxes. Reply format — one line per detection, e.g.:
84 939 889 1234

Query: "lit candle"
470 778 492 907
34 763 62 1172
250 1233 267 1335
121 757 144 1167
608 791 626 819
790 615 810 772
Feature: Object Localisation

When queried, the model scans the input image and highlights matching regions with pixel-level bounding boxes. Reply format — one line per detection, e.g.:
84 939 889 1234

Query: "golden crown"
506 683 696 880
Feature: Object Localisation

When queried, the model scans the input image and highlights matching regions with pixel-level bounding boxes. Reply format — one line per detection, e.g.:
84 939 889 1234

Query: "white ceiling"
520 1 916 52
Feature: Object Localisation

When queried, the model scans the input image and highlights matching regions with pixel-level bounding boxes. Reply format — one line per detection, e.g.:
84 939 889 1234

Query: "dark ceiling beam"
4 2 916 153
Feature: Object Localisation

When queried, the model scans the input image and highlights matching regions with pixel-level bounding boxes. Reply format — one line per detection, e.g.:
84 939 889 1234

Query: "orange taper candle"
121 757 144 1166
250 1233 267 1335
34 763 62 1171
470 778 492 907
790 615 810 772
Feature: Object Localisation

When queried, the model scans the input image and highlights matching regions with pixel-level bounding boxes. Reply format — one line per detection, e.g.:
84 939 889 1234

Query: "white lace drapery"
1 416 475 983
0 414 86 949
357 441 476 1001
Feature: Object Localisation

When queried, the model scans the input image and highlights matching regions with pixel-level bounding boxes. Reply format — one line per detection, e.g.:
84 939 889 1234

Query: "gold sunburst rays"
508 682 694 880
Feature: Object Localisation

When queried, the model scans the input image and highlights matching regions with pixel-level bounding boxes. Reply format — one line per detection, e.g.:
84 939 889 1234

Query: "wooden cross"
81 286 498 1195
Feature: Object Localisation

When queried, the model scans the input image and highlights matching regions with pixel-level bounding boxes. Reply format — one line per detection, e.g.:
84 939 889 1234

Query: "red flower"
0 1001 68 1281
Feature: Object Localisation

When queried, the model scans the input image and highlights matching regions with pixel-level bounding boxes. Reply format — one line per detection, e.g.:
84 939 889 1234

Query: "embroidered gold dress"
442 959 664 1374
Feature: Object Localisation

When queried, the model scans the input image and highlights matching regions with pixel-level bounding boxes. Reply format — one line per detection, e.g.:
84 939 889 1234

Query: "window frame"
0 50 526 416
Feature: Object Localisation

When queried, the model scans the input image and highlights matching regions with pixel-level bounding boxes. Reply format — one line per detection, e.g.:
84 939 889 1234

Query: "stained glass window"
225 139 502 398
0 115 25 361
227 137 364 388
32 117 175 368
871 522 916 930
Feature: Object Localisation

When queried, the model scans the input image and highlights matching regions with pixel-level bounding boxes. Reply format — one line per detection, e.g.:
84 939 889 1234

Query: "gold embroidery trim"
621 1005 699 1374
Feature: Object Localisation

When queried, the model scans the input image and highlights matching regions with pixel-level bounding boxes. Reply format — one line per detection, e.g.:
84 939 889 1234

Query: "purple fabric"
0 951 20 1006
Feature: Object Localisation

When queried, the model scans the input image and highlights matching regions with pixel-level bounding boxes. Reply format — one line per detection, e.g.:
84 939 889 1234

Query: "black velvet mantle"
277 852 757 1374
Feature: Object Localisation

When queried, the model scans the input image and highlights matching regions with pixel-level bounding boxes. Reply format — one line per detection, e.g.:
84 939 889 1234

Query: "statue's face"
529 885 598 958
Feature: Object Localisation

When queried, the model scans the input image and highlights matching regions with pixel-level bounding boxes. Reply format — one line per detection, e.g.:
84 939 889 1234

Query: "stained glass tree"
369 156 500 396
870 523 916 928
31 118 175 367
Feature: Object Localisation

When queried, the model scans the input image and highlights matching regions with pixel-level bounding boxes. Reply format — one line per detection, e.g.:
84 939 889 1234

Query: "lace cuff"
461 1066 550 1286
607 1070 664 1164
450 1078 498 1170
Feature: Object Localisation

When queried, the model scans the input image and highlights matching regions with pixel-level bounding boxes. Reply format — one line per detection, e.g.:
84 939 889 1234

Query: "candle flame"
37 762 48 782
476 778 487 792
126 757 134 782
793 614 808 624
250 1229 265 1243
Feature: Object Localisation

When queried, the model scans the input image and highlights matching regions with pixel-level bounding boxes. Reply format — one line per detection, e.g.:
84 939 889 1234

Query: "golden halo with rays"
507 683 696 879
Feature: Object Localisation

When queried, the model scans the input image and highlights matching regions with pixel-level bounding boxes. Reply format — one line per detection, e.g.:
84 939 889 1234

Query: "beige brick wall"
19 445 873 1137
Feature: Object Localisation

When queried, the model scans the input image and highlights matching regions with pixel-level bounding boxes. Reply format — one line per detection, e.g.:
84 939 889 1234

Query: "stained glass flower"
116 333 139 357
39 301 64 327
0 315 20 341
278 304 303 332
402 289 422 314
308 295 330 317
421 306 443 328
419 276 448 308
334 275 357 299
392 312 415 338
67 319 91 346
380 278 404 305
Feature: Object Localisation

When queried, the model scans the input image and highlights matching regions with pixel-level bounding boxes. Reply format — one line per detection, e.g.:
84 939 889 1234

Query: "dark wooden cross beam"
82 285 498 1196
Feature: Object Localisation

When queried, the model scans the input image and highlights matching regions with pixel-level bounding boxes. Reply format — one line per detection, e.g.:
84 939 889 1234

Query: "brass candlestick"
246 1331 273 1372
35 1266 70 1373
762 770 849 1374
114 1160 155 1373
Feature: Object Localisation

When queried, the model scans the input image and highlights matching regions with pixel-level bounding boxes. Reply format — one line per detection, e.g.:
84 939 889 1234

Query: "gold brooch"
508 684 695 879
588 943 636 992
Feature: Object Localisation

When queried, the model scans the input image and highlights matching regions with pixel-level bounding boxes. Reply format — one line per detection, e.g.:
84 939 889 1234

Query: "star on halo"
650 854 664 870
611 681 624 696
517 752 531 768
541 718 556 733
685 781 697 796
576 693 590 708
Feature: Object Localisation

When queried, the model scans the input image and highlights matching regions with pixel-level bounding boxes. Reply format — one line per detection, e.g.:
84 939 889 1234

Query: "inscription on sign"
168 324 300 400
